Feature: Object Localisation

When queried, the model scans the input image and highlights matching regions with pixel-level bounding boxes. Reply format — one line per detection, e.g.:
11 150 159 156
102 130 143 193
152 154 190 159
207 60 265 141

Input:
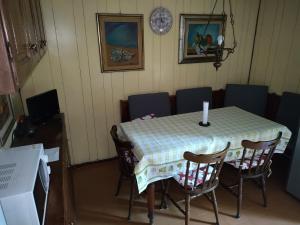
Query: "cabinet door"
30 0 47 57
23 0 40 66
0 18 16 94
1 0 39 87
29 0 46 58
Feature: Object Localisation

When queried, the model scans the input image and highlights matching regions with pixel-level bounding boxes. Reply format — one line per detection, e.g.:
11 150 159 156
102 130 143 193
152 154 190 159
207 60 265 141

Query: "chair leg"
211 190 220 225
237 177 243 219
261 175 267 207
128 178 134 220
185 194 191 225
115 174 123 196
160 179 170 209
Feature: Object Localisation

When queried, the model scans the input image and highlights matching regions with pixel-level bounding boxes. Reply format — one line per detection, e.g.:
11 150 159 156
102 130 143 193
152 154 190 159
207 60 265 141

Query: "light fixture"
206 0 237 70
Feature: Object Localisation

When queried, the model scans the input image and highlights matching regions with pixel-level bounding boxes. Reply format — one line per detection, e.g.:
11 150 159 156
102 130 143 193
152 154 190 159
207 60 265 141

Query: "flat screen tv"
26 89 60 124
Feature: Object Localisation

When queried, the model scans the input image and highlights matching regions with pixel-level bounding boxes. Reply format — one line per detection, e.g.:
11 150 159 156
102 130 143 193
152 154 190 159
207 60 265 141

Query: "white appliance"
0 144 50 225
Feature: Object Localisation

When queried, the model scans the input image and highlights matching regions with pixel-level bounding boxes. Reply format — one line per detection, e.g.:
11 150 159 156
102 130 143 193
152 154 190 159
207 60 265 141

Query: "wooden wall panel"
21 0 260 164
250 0 300 94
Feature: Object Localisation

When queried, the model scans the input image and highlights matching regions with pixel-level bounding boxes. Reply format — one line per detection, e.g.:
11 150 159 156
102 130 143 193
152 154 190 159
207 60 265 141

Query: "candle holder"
199 121 211 127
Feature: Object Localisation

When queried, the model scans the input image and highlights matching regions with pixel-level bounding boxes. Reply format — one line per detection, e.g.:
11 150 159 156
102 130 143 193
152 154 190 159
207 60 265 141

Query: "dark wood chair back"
239 132 282 177
110 125 135 177
183 142 230 192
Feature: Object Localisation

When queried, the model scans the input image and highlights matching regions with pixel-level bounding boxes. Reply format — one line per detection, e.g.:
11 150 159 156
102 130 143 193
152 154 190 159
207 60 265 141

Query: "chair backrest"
128 92 171 120
276 92 300 149
224 84 268 116
183 142 230 191
239 132 282 176
176 87 212 114
110 125 135 176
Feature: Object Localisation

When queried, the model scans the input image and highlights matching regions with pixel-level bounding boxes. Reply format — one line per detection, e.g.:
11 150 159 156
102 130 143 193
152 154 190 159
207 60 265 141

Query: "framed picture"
0 95 14 146
178 14 226 64
96 13 144 72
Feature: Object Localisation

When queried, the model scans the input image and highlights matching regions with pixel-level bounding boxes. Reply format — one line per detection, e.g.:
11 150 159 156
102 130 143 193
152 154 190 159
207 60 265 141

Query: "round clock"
150 7 173 35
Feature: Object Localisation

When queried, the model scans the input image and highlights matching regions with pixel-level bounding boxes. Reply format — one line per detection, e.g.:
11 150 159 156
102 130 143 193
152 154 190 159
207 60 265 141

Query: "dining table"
119 106 291 224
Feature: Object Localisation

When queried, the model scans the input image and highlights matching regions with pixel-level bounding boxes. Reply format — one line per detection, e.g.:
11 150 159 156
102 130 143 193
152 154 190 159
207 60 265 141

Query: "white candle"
203 101 209 124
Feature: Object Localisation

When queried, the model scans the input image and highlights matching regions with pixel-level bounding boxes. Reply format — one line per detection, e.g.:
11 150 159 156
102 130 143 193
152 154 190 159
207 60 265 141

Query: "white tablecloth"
120 107 291 193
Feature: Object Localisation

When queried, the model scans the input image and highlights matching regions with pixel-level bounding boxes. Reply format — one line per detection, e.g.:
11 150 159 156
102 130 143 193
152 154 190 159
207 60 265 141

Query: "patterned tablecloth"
120 106 291 193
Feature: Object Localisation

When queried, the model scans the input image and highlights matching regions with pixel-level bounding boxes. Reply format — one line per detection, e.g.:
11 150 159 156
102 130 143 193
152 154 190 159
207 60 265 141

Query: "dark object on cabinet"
0 0 47 94
176 87 213 114
224 84 268 116
13 116 36 138
26 89 60 124
11 114 76 225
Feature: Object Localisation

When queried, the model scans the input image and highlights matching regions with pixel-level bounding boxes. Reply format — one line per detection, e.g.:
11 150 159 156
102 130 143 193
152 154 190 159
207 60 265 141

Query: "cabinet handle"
40 40 47 49
6 42 13 61
29 43 38 52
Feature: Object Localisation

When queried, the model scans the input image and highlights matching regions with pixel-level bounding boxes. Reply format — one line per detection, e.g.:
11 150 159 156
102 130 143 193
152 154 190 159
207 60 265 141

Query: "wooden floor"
72 156 300 225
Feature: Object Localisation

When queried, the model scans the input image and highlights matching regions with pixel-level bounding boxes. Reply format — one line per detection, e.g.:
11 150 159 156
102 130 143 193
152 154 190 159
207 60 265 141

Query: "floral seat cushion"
124 151 139 164
226 154 267 170
116 125 138 164
133 113 156 121
174 165 214 188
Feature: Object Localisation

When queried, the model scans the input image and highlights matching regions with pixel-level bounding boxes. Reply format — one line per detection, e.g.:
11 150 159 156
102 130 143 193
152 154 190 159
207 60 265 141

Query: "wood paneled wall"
250 0 300 94
21 0 259 165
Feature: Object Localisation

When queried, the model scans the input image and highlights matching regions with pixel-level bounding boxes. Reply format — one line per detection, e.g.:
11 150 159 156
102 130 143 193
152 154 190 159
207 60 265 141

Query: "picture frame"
96 13 144 72
0 95 14 146
178 14 226 64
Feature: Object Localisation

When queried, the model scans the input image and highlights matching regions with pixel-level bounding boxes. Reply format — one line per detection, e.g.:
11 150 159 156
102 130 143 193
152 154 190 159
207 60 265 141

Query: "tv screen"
26 89 60 124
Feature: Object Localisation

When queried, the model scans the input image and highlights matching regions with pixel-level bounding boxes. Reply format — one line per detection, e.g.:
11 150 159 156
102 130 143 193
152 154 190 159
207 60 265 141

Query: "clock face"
150 7 173 35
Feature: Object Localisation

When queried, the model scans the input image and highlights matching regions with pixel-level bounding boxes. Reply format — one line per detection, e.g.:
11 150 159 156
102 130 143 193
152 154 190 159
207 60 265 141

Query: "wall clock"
150 7 173 35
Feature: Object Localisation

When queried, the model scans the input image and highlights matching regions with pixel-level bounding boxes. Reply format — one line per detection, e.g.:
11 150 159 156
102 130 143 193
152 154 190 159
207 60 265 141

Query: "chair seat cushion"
124 151 139 164
174 166 213 188
226 155 266 170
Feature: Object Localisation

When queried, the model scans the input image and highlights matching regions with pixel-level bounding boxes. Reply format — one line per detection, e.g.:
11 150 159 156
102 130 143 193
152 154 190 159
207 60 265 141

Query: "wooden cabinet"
0 0 47 94
30 0 47 57
11 115 77 225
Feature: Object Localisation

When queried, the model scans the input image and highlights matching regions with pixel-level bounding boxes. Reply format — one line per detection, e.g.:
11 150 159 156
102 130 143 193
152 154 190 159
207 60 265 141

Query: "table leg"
147 183 155 224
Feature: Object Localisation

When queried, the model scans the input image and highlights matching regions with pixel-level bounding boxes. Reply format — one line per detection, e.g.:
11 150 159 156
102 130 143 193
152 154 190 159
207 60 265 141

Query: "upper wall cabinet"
0 0 47 94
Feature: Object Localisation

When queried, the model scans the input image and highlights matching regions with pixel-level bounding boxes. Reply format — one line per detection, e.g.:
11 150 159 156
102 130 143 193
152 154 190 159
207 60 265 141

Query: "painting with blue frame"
97 14 144 72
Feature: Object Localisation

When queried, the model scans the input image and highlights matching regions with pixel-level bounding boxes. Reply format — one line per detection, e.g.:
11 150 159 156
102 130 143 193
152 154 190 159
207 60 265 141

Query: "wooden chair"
224 132 282 218
110 125 136 220
161 143 230 225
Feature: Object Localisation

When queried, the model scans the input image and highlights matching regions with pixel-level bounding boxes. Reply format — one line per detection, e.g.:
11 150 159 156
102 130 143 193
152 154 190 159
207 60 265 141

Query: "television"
0 144 50 225
26 89 60 124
